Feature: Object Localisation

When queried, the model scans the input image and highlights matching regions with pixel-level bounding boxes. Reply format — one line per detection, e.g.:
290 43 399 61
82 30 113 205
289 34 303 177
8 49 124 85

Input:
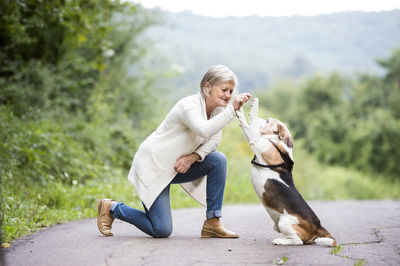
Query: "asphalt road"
3 200 400 265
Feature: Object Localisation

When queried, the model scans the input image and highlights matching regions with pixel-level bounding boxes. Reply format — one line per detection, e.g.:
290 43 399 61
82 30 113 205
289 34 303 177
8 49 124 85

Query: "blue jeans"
110 151 227 238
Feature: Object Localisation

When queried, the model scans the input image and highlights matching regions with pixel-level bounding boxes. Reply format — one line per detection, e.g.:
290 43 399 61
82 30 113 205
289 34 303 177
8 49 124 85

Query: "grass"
273 256 289 265
2 110 400 245
354 259 366 266
1 168 141 243
330 245 343 255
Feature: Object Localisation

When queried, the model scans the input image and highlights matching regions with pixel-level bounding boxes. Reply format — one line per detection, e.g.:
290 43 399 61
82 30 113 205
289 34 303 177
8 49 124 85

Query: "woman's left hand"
174 153 200 174
233 93 252 110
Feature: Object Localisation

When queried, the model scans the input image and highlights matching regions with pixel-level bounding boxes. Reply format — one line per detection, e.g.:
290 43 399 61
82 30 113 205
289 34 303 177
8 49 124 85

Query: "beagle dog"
236 98 336 246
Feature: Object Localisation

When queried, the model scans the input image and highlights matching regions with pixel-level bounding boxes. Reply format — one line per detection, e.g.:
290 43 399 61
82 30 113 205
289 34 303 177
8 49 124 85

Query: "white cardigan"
128 93 236 209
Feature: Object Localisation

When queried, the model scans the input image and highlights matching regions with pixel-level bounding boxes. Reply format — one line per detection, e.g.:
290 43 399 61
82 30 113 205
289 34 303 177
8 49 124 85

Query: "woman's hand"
174 153 200 174
232 93 252 110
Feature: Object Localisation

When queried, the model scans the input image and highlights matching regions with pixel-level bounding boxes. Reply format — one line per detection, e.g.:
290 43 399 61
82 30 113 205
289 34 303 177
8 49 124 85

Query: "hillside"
144 10 400 95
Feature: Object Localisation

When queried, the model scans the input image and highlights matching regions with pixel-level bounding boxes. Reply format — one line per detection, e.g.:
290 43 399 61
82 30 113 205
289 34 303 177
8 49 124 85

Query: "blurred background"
1 0 399 245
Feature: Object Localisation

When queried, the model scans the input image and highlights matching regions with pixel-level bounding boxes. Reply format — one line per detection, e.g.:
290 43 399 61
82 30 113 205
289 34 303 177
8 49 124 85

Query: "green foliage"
0 0 163 244
258 49 400 181
377 49 400 118
0 0 130 65
0 108 99 186
0 0 147 115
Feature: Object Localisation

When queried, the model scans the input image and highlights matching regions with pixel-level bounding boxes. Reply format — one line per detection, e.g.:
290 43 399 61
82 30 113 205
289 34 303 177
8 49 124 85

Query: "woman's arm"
180 102 235 139
179 93 251 139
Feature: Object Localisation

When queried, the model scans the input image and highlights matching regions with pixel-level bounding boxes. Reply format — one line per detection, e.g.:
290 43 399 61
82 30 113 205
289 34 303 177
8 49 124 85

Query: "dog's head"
245 98 294 167
261 118 293 149
257 117 294 167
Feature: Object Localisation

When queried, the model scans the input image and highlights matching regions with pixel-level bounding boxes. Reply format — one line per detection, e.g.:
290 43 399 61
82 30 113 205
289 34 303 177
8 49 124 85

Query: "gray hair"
200 65 239 98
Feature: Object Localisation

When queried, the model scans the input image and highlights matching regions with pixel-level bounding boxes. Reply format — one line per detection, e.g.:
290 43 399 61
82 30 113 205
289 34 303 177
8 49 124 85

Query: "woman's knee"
153 225 172 238
209 151 227 167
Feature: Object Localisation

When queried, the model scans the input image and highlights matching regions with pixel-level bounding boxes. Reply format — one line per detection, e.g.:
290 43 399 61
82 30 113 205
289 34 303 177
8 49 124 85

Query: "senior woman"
97 65 251 238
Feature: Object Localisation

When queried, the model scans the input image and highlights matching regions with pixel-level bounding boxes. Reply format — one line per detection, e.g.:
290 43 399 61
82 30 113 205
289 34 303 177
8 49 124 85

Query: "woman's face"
207 81 235 107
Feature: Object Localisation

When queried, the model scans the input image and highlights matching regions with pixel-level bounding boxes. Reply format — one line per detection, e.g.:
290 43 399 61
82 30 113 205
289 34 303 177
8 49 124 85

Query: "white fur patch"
272 237 303 245
271 210 303 245
251 167 288 190
314 237 335 246
250 168 269 201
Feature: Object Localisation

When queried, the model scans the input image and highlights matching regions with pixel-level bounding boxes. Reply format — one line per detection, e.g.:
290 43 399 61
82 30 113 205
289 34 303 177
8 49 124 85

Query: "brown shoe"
97 199 115 236
201 219 239 238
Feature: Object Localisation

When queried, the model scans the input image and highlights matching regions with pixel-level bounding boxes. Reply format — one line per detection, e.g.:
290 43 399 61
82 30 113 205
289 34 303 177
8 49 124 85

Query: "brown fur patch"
259 118 293 149
261 146 284 166
272 142 290 158
292 216 319 243
317 228 337 246
277 123 293 148
260 127 274 136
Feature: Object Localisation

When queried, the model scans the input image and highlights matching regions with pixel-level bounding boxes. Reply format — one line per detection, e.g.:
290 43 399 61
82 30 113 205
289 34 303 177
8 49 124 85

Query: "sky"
133 0 400 17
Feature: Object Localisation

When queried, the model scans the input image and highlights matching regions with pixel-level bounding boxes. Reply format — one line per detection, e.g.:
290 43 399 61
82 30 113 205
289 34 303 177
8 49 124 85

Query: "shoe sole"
97 199 113 237
201 229 239 238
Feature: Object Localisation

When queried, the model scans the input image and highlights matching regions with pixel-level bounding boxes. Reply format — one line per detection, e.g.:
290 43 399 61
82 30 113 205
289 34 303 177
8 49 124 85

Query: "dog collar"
251 156 286 169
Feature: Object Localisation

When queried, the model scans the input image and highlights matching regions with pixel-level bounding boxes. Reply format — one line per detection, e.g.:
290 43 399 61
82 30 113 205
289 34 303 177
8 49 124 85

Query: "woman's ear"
205 82 211 95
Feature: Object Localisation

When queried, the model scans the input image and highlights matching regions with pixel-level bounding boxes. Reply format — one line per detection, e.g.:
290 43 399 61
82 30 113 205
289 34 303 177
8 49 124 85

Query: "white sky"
133 0 400 17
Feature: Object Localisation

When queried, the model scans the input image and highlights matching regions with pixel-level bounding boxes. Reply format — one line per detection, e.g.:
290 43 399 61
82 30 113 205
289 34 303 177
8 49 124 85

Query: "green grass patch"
273 256 289 265
330 245 343 255
354 259 366 266
1 169 142 243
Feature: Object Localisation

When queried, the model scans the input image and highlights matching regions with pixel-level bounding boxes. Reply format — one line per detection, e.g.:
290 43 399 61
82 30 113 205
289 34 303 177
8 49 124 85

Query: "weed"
273 256 288 265
331 245 343 255
354 259 366 266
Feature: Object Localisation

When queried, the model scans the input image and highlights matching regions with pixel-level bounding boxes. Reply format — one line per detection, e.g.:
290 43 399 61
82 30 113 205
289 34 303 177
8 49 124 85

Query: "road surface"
3 200 400 265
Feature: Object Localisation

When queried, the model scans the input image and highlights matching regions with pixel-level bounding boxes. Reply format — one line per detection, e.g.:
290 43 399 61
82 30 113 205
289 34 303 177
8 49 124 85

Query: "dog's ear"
273 142 290 157
271 141 294 171
277 123 293 148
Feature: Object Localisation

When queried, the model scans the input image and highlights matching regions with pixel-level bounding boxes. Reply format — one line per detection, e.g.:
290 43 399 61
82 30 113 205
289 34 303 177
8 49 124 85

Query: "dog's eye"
266 119 270 124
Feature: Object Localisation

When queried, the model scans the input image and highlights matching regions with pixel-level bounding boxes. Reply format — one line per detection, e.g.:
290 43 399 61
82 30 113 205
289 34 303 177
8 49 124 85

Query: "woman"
97 65 251 238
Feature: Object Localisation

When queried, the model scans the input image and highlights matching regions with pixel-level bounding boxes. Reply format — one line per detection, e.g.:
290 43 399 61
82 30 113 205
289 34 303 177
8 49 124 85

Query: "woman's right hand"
233 93 252 110
174 153 200 174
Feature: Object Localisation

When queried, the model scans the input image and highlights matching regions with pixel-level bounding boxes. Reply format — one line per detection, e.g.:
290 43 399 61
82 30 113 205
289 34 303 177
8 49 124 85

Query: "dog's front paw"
250 97 259 108
272 238 303 245
235 107 245 120
249 98 259 121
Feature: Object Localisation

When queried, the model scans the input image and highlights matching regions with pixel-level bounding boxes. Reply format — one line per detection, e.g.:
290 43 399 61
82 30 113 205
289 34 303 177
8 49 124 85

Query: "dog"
236 98 336 246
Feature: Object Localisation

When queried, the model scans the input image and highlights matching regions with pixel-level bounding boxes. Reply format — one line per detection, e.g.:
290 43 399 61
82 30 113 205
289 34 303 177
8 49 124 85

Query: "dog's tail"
314 227 337 247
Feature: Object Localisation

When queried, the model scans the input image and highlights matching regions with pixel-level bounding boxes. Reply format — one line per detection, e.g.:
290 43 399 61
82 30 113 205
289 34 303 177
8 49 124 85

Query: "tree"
0 0 135 114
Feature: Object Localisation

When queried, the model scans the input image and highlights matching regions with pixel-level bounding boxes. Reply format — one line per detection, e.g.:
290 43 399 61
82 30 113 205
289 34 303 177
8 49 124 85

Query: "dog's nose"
266 119 270 124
